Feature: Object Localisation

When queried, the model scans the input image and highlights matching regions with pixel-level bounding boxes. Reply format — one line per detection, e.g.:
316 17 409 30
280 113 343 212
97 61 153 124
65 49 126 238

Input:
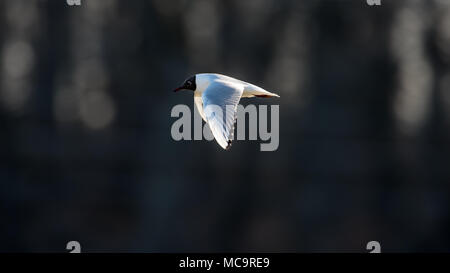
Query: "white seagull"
174 73 279 150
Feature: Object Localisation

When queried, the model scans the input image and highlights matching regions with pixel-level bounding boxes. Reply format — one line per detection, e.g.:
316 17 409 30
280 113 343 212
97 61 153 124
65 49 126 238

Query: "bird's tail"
254 93 280 98
242 87 280 98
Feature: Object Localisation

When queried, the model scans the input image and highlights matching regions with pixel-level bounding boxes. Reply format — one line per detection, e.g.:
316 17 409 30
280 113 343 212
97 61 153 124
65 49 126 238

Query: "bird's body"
174 73 279 150
194 73 277 98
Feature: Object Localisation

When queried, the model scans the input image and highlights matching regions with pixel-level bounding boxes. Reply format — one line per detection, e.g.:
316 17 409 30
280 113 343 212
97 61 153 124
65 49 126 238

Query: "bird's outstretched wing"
194 93 206 121
202 81 243 150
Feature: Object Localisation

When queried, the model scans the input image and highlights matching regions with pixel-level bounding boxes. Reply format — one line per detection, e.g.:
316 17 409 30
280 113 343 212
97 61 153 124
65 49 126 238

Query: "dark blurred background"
1 0 450 252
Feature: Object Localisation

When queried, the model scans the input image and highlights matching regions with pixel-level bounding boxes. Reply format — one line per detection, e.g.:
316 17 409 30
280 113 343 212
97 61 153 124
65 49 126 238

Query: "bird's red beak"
173 86 183 92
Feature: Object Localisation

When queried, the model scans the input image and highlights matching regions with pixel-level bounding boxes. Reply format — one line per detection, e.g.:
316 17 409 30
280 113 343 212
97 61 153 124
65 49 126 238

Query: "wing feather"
194 93 207 121
202 81 243 150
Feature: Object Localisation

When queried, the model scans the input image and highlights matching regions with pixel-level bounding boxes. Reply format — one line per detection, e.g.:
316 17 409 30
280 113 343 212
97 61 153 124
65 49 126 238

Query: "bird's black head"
173 75 196 92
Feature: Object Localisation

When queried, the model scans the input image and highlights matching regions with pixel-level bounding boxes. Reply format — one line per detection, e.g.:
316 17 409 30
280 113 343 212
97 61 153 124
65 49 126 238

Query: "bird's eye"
187 81 191 85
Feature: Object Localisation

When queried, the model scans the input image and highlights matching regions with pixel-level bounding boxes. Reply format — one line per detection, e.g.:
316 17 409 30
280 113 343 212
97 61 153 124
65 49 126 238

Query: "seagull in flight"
174 73 279 150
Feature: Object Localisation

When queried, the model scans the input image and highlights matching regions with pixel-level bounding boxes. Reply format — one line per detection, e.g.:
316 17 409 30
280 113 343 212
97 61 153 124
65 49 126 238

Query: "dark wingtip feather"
225 140 232 150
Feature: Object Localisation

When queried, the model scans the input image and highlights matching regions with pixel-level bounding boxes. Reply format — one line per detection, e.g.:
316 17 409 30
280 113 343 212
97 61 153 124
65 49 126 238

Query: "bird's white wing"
194 93 207 121
202 81 243 150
